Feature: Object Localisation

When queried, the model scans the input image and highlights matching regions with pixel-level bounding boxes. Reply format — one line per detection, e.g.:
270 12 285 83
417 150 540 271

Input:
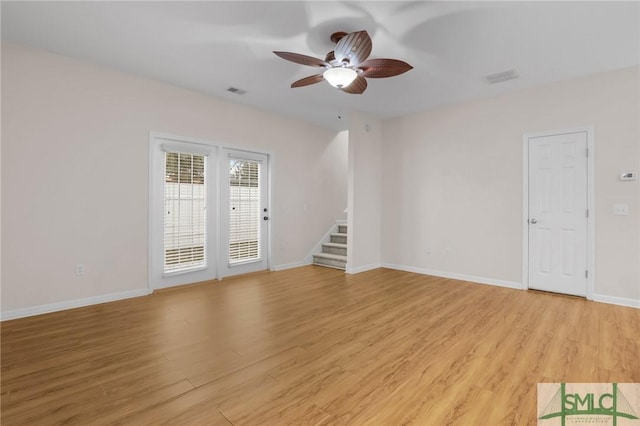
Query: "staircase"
313 223 347 270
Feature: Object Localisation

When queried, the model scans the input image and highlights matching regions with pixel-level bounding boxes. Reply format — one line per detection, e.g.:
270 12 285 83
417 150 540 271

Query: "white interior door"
219 149 269 277
527 131 588 296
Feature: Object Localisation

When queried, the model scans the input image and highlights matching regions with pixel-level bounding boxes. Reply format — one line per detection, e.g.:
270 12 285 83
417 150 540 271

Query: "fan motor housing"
330 32 348 44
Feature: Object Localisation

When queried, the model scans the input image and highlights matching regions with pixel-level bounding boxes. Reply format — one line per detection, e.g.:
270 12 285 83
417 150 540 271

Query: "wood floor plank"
2 266 638 425
108 372 278 425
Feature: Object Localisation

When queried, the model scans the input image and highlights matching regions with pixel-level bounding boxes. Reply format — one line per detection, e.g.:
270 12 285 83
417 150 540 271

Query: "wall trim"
346 263 382 275
0 288 150 321
271 261 312 272
592 293 640 309
2 273 634 323
381 263 523 290
382 263 639 309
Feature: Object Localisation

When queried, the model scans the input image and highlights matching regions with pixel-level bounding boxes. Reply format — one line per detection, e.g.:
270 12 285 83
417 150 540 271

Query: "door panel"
149 137 217 290
219 149 269 277
528 132 587 296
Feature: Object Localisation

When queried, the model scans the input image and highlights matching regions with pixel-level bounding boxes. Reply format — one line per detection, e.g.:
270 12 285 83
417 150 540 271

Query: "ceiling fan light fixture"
323 67 357 89
275 30 412 94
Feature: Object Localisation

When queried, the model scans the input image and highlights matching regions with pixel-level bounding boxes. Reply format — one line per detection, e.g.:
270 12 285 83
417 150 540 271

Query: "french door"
219 149 270 277
150 135 271 290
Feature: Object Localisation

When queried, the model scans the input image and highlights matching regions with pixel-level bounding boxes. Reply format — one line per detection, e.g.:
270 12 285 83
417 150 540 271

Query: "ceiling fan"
274 30 413 94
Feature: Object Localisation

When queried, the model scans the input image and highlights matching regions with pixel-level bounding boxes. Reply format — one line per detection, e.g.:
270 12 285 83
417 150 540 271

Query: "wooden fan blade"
291 74 324 88
359 59 413 78
325 50 336 63
340 76 367 94
273 51 328 68
334 31 372 67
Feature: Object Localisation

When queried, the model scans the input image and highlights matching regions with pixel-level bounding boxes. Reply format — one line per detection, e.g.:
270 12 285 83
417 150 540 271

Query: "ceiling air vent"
484 69 520 85
226 87 247 95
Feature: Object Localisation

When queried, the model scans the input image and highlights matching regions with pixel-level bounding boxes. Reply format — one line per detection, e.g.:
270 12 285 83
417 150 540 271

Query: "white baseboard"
381 263 523 290
271 260 312 272
592 293 640 309
346 263 382 275
1 288 150 321
381 263 639 308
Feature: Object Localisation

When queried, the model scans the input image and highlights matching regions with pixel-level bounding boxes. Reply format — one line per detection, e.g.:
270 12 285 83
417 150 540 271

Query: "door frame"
521 127 595 300
148 133 273 291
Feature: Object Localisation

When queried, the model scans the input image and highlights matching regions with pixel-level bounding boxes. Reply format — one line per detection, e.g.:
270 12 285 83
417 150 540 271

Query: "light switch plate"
613 204 629 215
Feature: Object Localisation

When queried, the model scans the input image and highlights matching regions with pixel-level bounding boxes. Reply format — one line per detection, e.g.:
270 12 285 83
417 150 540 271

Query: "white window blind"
229 159 261 264
164 152 206 273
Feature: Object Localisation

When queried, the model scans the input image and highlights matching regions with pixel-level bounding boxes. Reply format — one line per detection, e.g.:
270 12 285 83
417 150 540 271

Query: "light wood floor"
1 267 638 425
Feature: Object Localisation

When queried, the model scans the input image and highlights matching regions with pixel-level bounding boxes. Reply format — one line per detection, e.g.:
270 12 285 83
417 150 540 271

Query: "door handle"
529 218 537 224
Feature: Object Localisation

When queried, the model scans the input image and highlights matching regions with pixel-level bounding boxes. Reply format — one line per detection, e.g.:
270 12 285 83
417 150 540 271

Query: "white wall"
381 66 640 303
347 112 382 273
2 41 637 316
1 42 348 315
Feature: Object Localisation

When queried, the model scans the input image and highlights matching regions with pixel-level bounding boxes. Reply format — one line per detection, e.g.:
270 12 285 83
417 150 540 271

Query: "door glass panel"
164 152 206 273
229 159 261 264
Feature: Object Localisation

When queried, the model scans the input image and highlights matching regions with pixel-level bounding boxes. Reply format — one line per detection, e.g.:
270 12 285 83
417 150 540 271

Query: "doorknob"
529 218 537 224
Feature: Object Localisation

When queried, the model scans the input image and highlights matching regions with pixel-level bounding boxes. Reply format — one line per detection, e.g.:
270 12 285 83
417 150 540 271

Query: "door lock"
529 218 537 224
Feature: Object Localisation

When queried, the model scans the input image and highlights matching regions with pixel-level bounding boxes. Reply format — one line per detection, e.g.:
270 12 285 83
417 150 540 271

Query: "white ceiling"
2 1 639 130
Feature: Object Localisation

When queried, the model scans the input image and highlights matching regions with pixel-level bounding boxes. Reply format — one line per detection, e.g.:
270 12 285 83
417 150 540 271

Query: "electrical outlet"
619 172 637 181
75 264 85 276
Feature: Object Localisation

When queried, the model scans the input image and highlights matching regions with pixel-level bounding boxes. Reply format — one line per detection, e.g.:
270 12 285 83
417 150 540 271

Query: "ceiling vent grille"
484 69 520 84
226 87 247 95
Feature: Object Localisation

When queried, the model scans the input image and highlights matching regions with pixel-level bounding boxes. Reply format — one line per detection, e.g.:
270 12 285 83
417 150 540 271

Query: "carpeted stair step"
330 233 347 244
313 253 347 270
322 242 347 256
